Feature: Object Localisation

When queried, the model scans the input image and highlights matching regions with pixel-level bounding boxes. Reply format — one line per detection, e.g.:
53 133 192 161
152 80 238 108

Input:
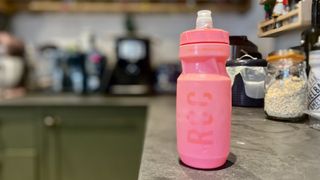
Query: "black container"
227 58 267 107
229 36 262 60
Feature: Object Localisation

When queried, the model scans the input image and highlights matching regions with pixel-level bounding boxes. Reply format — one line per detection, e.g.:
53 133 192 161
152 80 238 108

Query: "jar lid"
267 49 305 62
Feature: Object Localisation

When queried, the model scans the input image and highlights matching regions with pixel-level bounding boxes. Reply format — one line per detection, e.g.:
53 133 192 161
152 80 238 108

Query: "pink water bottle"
176 10 231 169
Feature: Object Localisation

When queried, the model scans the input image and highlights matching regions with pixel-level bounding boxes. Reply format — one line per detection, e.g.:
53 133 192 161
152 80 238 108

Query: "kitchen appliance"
46 49 86 94
81 31 108 93
227 36 266 107
37 45 61 91
227 54 267 107
86 52 107 93
229 36 262 61
0 33 27 91
67 51 87 94
177 10 231 169
154 63 180 94
108 37 152 94
0 56 25 88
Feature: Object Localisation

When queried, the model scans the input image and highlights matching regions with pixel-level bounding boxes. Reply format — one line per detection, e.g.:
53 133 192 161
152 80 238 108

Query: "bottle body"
308 49 320 129
86 51 107 93
177 42 231 169
308 50 320 110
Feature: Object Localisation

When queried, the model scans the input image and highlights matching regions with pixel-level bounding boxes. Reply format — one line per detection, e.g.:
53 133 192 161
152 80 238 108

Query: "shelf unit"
258 0 312 37
25 1 250 13
0 2 15 13
0 0 250 14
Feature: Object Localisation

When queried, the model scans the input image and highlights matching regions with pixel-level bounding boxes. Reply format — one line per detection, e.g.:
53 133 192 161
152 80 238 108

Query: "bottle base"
179 154 227 169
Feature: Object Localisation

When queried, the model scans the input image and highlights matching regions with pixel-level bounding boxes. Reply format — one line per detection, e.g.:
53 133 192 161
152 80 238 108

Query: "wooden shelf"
258 0 312 37
0 2 15 13
0 0 251 13
26 1 249 13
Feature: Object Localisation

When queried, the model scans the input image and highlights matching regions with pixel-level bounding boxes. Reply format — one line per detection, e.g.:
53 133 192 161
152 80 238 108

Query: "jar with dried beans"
265 49 307 121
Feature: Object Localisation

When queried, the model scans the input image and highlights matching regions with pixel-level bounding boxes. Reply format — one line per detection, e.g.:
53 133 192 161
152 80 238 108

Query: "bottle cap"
180 10 229 46
196 10 213 29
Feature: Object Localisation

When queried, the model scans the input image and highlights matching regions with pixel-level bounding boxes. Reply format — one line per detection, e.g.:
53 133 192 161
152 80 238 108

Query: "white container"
0 56 24 88
308 48 320 130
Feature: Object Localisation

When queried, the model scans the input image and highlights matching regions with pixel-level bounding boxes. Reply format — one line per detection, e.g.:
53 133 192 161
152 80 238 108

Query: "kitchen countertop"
0 95 319 179
139 97 320 180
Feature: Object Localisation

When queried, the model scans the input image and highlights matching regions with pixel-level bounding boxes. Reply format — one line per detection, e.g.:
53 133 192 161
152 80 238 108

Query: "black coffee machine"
108 37 152 94
108 14 152 95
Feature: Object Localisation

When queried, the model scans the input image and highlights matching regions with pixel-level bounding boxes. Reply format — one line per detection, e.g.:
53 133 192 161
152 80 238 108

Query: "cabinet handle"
43 116 59 127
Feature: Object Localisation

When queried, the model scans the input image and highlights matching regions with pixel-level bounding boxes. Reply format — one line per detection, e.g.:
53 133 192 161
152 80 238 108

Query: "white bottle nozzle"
196 10 213 29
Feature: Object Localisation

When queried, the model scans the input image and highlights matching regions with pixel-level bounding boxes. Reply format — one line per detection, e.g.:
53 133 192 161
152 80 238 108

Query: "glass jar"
265 49 307 121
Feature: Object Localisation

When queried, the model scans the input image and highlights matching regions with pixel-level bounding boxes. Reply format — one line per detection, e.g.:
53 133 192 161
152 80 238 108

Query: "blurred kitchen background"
0 0 316 180
0 0 300 98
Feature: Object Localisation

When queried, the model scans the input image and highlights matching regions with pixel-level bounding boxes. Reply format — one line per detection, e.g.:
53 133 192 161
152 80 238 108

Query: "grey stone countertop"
139 97 320 180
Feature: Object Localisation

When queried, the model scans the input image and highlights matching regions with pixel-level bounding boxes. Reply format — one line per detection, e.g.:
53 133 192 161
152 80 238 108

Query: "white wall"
11 0 287 65
274 30 302 50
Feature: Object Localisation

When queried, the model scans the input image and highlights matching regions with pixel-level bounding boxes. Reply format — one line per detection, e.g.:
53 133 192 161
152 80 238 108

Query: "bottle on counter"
67 50 87 95
307 36 320 130
301 0 320 74
80 30 107 94
177 10 231 169
85 34 107 93
265 49 307 121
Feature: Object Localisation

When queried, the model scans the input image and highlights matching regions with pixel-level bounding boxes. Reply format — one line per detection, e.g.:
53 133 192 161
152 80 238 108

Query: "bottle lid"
267 49 305 62
196 10 213 29
180 10 229 46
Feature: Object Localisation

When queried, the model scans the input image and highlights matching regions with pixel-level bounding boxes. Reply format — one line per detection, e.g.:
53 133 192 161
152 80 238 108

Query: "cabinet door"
0 107 40 180
40 106 146 180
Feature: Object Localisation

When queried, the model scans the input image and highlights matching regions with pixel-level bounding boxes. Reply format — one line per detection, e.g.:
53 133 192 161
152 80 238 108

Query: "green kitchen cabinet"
0 106 147 180
0 107 41 180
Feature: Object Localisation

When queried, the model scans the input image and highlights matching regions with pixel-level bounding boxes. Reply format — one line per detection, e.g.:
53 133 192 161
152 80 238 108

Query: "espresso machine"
108 37 152 95
108 14 152 95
